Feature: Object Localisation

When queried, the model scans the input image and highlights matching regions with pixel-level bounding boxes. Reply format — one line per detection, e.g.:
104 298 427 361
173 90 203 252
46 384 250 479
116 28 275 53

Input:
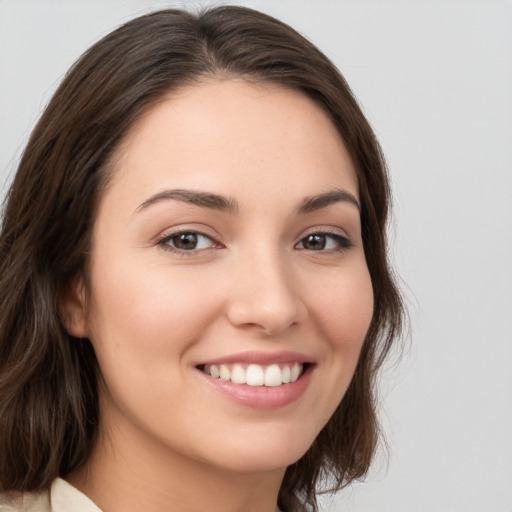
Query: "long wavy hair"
0 6 404 511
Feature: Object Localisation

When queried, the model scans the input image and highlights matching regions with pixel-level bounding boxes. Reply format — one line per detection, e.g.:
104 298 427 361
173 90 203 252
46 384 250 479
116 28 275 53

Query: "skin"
62 80 374 512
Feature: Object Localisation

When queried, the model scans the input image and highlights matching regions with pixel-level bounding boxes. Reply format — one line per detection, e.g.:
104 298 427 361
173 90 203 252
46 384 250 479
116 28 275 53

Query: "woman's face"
71 80 373 474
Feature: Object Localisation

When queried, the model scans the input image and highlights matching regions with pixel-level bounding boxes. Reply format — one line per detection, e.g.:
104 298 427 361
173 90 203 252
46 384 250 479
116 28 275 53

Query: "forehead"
104 79 359 210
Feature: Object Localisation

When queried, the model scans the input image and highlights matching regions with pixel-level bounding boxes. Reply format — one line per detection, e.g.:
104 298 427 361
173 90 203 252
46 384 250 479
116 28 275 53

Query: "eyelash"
156 229 353 256
156 230 219 256
296 230 353 252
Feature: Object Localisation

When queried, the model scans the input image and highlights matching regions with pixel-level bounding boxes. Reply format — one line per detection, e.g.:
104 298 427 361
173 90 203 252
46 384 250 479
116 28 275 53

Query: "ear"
59 277 88 338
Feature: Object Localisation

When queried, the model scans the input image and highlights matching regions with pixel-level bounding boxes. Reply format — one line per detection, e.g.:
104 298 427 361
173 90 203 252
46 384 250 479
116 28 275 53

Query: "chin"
201 427 316 474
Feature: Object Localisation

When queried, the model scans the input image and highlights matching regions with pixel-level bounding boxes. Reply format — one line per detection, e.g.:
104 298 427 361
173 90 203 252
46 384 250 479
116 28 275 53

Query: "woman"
0 6 403 512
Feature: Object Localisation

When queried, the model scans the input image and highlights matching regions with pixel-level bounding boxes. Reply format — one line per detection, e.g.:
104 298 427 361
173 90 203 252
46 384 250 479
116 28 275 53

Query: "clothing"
0 478 101 512
1 480 284 511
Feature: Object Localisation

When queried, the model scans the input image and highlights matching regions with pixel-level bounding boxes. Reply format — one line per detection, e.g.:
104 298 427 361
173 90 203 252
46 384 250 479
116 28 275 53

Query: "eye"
296 232 352 251
158 231 217 253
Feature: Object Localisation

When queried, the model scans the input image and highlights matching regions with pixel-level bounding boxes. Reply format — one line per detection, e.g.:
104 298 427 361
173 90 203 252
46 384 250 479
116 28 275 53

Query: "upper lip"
196 350 315 367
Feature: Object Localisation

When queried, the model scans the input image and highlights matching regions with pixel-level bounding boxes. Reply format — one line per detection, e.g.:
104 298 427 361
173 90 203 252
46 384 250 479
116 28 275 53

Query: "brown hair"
0 6 404 511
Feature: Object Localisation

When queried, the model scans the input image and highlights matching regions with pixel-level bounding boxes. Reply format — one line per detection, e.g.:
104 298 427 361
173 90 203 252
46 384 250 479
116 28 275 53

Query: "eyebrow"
135 189 238 213
297 189 360 214
135 187 360 215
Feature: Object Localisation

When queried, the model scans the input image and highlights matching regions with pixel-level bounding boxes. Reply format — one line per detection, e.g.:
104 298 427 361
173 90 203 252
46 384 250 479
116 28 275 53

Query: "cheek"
84 259 230 434
305 261 374 404
283 261 373 443
310 263 374 349
85 257 224 381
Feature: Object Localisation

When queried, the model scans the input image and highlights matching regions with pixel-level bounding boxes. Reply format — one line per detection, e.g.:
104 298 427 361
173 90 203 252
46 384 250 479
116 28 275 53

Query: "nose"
225 246 307 335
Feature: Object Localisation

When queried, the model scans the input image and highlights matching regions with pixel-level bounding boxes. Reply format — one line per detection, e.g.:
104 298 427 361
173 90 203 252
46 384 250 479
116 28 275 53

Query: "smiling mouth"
198 363 306 387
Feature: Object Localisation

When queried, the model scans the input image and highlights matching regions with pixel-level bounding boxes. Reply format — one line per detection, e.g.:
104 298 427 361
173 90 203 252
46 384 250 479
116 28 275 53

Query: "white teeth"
264 364 282 387
219 364 230 381
246 364 265 386
231 364 246 384
282 365 291 383
201 362 304 386
290 362 301 383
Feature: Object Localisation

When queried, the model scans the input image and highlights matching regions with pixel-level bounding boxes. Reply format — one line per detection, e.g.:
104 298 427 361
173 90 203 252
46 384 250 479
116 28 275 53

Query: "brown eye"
301 234 327 250
296 233 352 251
172 232 199 250
159 231 216 252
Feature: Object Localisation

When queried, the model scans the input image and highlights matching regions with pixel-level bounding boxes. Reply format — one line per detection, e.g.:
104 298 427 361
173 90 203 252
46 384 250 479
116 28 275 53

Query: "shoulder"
1 479 101 512
0 488 50 512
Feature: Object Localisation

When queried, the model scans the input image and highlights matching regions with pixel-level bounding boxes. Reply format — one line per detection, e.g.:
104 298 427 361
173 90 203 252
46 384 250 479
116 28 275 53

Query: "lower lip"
197 365 313 410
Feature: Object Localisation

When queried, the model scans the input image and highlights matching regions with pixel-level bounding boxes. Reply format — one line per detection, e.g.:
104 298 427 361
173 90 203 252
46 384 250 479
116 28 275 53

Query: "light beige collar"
50 479 102 512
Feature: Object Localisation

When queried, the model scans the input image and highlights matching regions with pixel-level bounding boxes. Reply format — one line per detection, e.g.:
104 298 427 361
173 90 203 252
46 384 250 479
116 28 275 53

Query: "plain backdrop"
1 1 511 511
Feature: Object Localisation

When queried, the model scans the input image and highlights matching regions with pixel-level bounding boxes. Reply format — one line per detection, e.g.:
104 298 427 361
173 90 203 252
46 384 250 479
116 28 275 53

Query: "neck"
66 414 285 512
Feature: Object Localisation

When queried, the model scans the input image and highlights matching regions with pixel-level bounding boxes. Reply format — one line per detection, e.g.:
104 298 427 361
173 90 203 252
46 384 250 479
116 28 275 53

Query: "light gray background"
1 0 511 510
